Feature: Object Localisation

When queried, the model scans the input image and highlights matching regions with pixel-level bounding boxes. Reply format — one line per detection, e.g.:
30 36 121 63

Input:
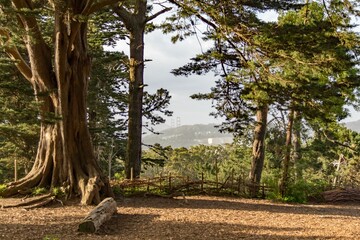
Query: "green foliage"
51 187 64 197
263 169 329 203
32 187 47 196
112 185 123 196
0 184 6 195
43 236 59 240
284 179 328 203
142 143 251 182
114 172 125 181
0 53 39 183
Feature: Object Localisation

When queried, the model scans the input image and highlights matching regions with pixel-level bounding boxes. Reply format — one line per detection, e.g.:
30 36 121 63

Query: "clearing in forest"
0 195 359 239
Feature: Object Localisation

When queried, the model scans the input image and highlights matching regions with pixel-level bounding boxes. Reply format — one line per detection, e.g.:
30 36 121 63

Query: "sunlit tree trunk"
127 25 145 179
114 0 171 179
280 108 294 196
113 0 147 179
249 104 268 197
1 1 115 205
292 110 302 181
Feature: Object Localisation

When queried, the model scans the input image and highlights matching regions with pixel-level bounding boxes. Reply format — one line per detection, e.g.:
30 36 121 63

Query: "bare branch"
146 7 172 23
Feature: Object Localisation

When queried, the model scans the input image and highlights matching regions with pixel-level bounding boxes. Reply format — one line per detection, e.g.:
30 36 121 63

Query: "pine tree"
112 0 171 178
167 0 360 196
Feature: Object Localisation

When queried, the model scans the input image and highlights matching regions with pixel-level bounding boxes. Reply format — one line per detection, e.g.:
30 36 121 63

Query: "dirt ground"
1 195 360 240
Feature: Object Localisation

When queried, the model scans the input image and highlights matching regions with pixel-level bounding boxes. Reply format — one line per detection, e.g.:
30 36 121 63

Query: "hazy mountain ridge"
143 123 233 148
143 120 359 149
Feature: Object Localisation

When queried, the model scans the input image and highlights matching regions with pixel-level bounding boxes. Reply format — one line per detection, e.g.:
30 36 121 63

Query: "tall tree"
168 0 360 196
167 0 303 197
0 0 122 204
112 1 171 179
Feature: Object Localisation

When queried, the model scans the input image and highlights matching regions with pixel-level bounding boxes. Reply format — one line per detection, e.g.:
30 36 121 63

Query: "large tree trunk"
114 0 147 179
280 109 294 196
249 104 268 197
2 1 113 205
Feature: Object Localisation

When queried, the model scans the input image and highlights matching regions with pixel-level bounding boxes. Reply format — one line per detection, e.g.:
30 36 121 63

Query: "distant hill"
143 120 359 149
345 120 360 133
143 124 233 148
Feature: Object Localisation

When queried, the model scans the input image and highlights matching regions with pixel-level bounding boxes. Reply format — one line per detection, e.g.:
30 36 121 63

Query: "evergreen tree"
0 53 39 182
111 0 172 179
167 0 360 196
0 0 123 204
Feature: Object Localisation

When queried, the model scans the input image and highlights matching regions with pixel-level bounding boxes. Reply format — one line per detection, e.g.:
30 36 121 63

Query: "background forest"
0 0 360 204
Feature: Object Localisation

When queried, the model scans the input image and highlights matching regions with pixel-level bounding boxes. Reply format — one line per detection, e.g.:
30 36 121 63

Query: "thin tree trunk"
249 104 268 197
280 109 294 196
113 1 171 179
292 110 302 181
126 26 145 178
113 0 147 179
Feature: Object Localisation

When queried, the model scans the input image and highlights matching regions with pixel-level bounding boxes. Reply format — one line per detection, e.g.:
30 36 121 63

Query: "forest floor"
0 195 360 240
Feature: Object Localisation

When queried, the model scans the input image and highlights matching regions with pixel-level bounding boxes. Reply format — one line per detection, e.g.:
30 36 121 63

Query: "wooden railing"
111 173 272 198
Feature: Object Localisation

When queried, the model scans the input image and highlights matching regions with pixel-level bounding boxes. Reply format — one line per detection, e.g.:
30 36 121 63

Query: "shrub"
51 187 64 197
0 184 6 195
32 187 47 196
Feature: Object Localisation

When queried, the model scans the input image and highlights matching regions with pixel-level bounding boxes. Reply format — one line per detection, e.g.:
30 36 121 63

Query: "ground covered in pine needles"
1 195 360 239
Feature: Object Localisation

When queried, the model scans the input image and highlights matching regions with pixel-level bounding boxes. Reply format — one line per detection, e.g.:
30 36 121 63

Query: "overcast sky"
109 11 360 127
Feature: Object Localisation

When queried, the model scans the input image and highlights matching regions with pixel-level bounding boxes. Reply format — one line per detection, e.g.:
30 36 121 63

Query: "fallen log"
322 188 360 202
78 197 117 233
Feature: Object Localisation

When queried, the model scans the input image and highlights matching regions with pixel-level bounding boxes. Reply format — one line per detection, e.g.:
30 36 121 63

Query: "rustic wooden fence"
111 173 272 198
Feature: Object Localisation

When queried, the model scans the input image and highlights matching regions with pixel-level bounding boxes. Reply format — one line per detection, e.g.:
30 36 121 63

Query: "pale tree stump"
78 197 117 233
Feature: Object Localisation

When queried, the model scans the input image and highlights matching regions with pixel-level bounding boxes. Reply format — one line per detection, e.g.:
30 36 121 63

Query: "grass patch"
32 187 48 196
43 236 59 240
0 184 7 196
51 187 64 197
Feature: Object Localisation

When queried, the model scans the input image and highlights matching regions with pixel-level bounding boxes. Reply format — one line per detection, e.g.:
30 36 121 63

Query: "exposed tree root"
1 165 114 205
1 193 55 209
23 196 56 210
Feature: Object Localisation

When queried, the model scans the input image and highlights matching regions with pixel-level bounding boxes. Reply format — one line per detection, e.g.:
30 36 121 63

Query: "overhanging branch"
112 5 132 27
87 0 124 15
0 28 32 82
146 7 172 23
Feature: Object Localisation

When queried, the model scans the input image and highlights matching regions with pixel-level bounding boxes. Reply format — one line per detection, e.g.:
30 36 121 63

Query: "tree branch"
167 0 218 29
87 0 123 15
112 5 133 27
0 28 32 82
146 7 172 23
322 130 358 152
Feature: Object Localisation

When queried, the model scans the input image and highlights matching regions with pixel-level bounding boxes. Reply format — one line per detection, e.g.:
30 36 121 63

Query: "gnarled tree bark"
249 104 268 197
0 0 120 205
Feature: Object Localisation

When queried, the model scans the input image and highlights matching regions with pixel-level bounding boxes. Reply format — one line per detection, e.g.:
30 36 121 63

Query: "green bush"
285 179 328 203
32 187 47 196
0 184 6 195
114 172 125 181
51 187 64 197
